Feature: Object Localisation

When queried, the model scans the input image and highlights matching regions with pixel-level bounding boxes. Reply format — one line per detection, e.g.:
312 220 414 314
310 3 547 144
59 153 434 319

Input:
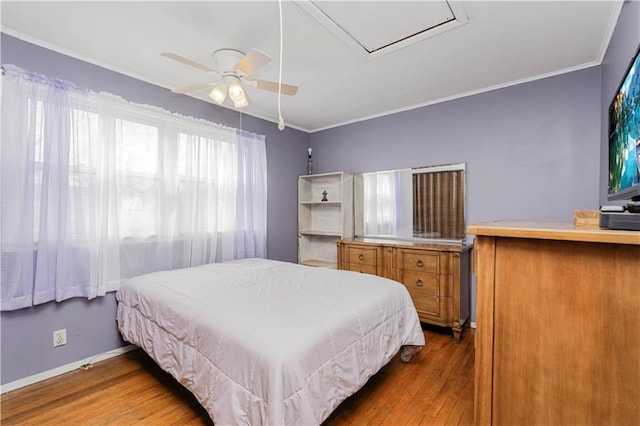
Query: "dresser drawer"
405 286 439 316
346 246 378 266
402 271 438 295
400 251 439 273
410 292 453 321
346 263 378 275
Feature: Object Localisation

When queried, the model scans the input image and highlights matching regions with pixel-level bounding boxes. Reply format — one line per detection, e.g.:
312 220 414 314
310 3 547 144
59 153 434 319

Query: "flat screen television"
608 46 640 201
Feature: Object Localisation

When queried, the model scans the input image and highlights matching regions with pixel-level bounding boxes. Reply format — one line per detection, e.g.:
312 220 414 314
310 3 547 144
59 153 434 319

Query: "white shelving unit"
298 172 353 268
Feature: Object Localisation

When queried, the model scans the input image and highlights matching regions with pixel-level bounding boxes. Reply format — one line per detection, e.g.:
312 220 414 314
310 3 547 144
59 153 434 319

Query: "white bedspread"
116 258 424 425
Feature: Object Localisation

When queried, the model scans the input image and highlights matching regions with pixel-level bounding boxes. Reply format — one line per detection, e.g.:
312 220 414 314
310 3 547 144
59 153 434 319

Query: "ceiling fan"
161 48 298 109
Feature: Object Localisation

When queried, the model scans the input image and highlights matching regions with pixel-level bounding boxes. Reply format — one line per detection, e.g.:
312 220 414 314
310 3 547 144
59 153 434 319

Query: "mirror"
354 162 466 243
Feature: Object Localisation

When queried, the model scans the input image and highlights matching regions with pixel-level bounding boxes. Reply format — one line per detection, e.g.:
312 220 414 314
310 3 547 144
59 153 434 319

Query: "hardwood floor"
1 325 474 425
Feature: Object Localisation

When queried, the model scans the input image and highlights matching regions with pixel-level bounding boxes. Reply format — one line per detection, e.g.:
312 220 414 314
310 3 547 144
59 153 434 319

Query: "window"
1 64 267 311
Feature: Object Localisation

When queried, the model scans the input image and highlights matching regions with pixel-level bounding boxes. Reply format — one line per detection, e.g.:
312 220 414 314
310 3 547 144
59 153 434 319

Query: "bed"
116 258 425 425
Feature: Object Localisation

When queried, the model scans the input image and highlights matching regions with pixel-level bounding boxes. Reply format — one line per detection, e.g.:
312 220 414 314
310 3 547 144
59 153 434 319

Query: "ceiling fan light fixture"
227 78 249 108
232 90 250 108
208 84 227 105
228 81 245 100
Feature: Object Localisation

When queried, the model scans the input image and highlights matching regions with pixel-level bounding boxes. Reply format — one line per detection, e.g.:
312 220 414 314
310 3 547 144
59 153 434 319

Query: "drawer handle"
359 254 365 260
416 279 423 287
416 259 424 267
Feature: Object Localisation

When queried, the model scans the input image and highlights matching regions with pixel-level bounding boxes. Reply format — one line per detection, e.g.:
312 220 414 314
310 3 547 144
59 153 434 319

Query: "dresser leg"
453 328 462 343
453 319 468 343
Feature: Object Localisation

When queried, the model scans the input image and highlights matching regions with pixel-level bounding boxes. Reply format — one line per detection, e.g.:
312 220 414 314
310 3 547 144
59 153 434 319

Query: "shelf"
299 201 342 205
299 230 342 237
298 172 353 266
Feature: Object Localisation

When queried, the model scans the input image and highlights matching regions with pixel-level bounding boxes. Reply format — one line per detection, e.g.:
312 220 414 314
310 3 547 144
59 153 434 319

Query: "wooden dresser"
468 221 640 426
337 238 473 342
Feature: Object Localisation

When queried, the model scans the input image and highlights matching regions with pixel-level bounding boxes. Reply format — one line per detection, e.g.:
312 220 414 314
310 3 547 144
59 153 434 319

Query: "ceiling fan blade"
170 81 213 94
161 52 219 76
234 48 272 77
250 79 298 96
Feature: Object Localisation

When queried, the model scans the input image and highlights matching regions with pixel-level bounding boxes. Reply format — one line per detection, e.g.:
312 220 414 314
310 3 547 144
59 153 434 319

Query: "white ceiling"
1 1 623 132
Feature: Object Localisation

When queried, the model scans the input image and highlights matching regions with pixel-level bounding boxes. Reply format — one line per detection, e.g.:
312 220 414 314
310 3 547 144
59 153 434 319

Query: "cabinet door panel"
491 238 640 425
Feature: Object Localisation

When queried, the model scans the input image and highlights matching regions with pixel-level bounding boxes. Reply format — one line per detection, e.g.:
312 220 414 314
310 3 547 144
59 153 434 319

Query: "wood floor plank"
1 325 473 425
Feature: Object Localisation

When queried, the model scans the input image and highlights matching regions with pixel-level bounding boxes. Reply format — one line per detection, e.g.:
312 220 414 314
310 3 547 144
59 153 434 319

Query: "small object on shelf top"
600 205 625 212
307 147 313 175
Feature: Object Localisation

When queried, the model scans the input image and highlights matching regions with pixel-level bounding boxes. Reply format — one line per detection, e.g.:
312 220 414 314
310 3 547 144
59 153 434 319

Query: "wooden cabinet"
337 238 473 342
468 221 640 426
298 172 353 268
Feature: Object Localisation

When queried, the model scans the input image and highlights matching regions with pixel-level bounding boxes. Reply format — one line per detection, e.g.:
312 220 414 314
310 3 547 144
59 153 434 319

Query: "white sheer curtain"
1 65 267 311
363 170 402 236
233 130 267 258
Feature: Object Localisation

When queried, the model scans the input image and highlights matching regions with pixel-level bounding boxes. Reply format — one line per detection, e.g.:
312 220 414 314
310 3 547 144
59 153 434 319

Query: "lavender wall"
0 33 308 385
311 67 602 224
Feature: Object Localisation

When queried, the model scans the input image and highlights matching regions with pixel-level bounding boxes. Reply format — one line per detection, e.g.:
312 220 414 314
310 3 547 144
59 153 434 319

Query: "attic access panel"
297 0 467 58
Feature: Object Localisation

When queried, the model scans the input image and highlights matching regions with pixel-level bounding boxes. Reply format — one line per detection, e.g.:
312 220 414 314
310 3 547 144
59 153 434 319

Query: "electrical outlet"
53 329 67 347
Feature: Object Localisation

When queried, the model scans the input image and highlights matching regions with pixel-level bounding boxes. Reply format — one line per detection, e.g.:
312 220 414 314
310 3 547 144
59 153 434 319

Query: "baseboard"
1 344 137 395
